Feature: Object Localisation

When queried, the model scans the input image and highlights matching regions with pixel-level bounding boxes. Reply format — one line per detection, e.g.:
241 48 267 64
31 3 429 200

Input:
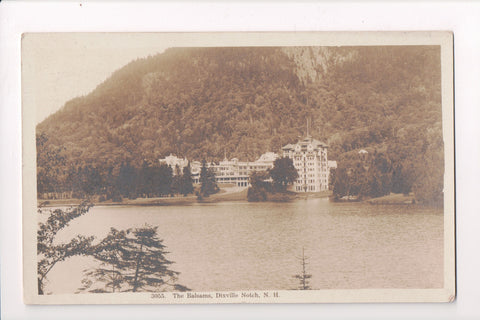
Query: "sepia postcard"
22 32 455 304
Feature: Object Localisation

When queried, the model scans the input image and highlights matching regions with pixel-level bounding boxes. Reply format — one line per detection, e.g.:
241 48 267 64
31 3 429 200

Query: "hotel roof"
282 136 328 150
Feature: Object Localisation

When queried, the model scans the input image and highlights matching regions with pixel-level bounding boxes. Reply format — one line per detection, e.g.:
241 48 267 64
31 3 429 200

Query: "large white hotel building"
282 136 330 192
159 136 333 192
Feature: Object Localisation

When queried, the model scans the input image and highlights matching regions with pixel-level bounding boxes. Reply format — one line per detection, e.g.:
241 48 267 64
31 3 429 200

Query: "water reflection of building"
282 136 330 192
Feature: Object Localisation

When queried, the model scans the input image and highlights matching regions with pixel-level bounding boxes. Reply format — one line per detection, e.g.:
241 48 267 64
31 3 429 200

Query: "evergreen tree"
293 248 312 290
170 165 182 195
333 165 353 199
155 164 173 196
78 165 103 197
328 168 336 191
117 161 137 199
138 160 156 197
78 225 190 293
199 160 219 197
412 140 444 206
37 201 94 294
104 166 121 202
78 228 126 293
36 133 66 197
180 164 194 196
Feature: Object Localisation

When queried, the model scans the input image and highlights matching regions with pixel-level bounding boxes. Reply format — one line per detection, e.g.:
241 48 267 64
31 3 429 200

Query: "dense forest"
37 132 219 201
37 45 444 204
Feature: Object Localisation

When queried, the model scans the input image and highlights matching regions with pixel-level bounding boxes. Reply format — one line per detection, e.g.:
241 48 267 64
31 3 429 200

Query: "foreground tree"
293 247 312 290
37 201 94 294
78 228 126 293
78 225 189 293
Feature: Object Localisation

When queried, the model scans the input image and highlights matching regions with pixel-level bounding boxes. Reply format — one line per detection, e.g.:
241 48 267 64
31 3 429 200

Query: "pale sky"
22 33 172 124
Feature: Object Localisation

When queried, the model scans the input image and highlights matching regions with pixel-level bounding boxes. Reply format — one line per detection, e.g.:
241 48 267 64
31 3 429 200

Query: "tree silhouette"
293 247 312 290
37 201 94 294
78 228 126 293
36 133 66 197
170 164 182 195
78 225 190 293
180 164 194 196
247 171 271 202
199 160 219 198
269 157 298 191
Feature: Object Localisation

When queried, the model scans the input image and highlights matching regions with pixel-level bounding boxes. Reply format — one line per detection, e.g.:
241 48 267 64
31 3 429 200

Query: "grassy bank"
196 187 248 203
366 193 416 205
294 190 332 200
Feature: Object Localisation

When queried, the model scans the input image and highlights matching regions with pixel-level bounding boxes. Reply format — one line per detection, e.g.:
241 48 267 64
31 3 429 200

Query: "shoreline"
293 190 332 200
38 188 335 207
38 187 250 207
331 193 443 208
38 191 435 208
365 193 416 205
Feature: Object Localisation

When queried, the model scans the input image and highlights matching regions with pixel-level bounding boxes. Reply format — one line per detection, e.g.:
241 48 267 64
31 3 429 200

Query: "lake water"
46 198 444 294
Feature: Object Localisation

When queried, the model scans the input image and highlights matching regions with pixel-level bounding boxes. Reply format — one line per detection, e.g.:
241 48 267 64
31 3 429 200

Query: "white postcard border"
21 31 455 305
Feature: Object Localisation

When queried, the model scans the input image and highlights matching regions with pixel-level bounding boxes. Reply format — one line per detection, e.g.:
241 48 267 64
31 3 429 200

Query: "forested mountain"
37 46 441 162
37 45 444 204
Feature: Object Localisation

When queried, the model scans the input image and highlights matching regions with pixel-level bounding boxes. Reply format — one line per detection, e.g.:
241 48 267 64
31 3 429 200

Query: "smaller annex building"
282 136 330 192
202 152 278 187
159 152 278 187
